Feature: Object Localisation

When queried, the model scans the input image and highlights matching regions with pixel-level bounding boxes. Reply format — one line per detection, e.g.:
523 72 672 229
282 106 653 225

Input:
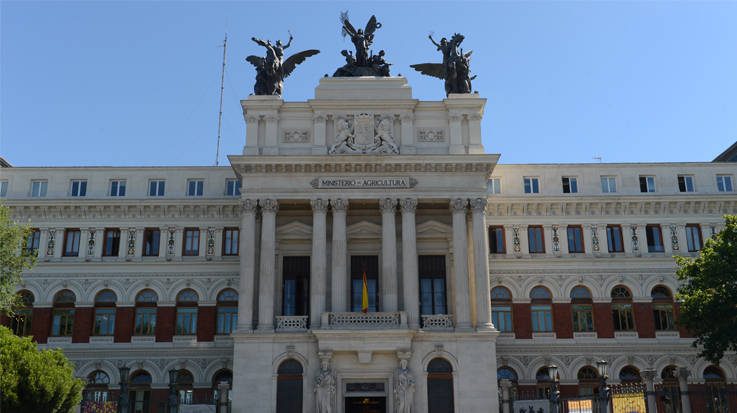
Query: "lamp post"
117 365 130 413
548 364 560 413
596 360 611 413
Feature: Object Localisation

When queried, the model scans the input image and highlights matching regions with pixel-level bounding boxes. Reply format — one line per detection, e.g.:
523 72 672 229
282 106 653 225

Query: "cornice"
6 201 241 222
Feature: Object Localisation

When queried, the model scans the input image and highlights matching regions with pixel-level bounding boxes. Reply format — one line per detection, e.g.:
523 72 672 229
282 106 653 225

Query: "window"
488 226 505 254
83 371 111 405
174 370 194 405
577 366 599 396
31 180 47 197
562 177 578 193
134 290 158 336
216 289 238 335
570 286 594 333
148 179 165 196
601 176 617 193
129 370 152 413
427 359 454 413
25 229 40 254
487 177 501 194
490 287 513 333
0 180 7 197
639 175 656 193
182 228 200 256
10 291 34 336
611 285 635 332
685 224 703 252
276 360 303 413
566 225 584 253
652 286 675 331
716 175 733 192
187 179 204 197
351 256 378 312
93 290 116 336
102 228 120 257
527 226 545 253
109 180 126 197
282 256 310 317
678 175 695 192
175 289 199 335
70 179 87 197
606 225 624 253
530 286 553 332
222 228 239 256
225 179 241 196
63 229 81 257
419 255 447 316
645 224 664 252
523 177 540 194
142 228 160 257
619 366 642 383
535 367 554 398
51 290 76 337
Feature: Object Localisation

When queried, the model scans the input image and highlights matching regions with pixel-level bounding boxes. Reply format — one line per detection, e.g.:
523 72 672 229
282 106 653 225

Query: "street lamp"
596 360 611 413
117 365 130 413
548 365 560 413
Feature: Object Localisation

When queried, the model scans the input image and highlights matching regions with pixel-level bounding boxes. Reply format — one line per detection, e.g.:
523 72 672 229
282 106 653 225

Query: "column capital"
310 198 329 213
380 198 397 213
259 199 279 213
264 114 279 122
313 112 327 122
399 198 417 213
245 115 259 123
241 199 258 214
470 197 488 212
331 198 348 212
641 369 657 383
450 198 468 212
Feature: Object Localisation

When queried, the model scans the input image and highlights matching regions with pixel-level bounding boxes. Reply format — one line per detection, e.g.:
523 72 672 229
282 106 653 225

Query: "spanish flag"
361 271 369 313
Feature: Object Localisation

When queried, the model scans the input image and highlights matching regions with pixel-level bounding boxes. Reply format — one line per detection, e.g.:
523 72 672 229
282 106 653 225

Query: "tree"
0 326 84 412
0 204 36 314
676 214 737 364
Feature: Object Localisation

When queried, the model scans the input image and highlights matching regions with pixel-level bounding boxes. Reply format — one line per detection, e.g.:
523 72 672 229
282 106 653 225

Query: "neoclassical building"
1 77 736 413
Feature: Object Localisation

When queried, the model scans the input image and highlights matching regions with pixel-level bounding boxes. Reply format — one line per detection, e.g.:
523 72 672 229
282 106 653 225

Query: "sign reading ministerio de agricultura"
310 176 418 189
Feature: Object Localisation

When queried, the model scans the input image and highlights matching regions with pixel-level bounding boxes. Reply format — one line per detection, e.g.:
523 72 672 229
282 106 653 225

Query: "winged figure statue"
411 33 476 95
246 34 319 95
333 12 390 77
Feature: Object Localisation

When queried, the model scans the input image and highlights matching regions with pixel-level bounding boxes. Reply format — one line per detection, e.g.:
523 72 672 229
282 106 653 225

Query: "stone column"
499 379 512 413
134 228 144 259
543 225 556 255
678 367 692 413
451 198 471 330
400 198 419 328
217 381 230 413
310 199 329 327
37 228 49 261
244 115 259 155
238 200 258 331
331 199 348 312
312 113 327 155
380 198 399 312
257 199 278 331
471 198 493 331
448 112 464 154
642 369 657 413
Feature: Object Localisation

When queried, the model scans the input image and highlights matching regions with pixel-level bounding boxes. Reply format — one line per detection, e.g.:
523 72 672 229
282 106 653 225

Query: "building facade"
1 77 736 413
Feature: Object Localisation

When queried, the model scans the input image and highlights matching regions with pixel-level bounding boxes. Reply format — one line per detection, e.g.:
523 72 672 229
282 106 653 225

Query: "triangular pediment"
277 221 312 239
416 220 451 239
347 221 382 239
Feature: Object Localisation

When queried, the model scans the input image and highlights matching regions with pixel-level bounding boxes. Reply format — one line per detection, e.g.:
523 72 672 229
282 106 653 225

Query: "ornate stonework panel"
282 129 310 144
329 114 399 155
417 129 445 143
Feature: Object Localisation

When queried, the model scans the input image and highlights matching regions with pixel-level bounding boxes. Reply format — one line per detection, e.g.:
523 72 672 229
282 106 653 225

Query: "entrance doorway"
344 397 386 413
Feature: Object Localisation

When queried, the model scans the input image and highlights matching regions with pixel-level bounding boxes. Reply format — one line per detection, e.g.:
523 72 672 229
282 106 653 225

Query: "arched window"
490 286 513 333
276 359 303 413
51 289 75 337
176 289 199 336
570 285 594 333
134 289 158 336
427 358 454 413
611 285 635 332
497 366 518 384
661 365 678 386
535 366 554 399
530 286 553 333
174 370 194 405
619 366 642 383
577 366 599 396
651 285 675 331
93 290 117 336
216 289 238 335
703 366 727 412
83 370 110 403
11 290 34 336
212 369 233 404
129 370 152 413
703 366 725 383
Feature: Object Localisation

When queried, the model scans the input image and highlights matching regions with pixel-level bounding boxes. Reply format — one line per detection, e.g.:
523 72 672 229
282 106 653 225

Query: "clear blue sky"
2 1 736 166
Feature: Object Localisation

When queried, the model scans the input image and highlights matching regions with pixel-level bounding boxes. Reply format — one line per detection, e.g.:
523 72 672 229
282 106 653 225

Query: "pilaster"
310 199 329 327
380 198 399 312
238 199 258 331
257 199 278 331
400 198 419 328
331 199 348 313
451 198 471 330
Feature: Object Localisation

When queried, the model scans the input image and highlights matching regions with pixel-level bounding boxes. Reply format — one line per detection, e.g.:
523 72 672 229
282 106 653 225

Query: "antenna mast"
215 33 227 166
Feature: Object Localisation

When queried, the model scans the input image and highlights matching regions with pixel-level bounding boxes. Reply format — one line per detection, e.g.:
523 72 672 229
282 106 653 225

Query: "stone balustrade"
420 314 454 330
275 315 309 331
323 311 407 329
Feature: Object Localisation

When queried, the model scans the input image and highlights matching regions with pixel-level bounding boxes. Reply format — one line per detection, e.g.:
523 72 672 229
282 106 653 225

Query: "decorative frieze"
282 129 310 144
275 315 309 331
630 225 639 252
552 225 560 252
512 226 521 253
416 129 445 142
328 114 399 155
86 229 96 258
206 228 216 259
326 311 402 329
591 225 600 252
166 227 176 260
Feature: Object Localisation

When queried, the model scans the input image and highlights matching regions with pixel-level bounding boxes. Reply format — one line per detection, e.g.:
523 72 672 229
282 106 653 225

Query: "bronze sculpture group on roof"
245 12 475 97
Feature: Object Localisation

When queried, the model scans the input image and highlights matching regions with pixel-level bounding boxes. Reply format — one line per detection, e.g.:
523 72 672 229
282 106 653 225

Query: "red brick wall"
31 307 52 343
115 307 135 343
559 384 579 398
553 303 573 339
593 303 614 338
634 302 655 338
149 389 169 413
196 306 216 342
155 307 175 342
72 307 93 343
513 303 532 339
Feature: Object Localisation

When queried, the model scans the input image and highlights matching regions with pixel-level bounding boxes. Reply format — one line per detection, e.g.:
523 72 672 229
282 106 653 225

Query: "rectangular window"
109 179 126 197
572 304 594 332
523 177 540 194
685 224 703 252
612 304 635 331
134 308 156 336
0 180 7 197
492 306 513 332
419 255 447 316
187 179 204 197
142 228 160 257
282 256 310 316
653 305 675 331
63 229 81 257
646 224 664 253
216 307 238 335
487 178 501 194
182 228 200 256
562 177 578 194
51 309 75 336
528 226 545 253
31 180 47 197
225 179 241 196
601 176 617 193
488 226 506 254
606 225 624 253
93 308 116 336
102 228 121 257
639 176 656 193
678 175 695 193
222 228 240 256
26 229 41 254
567 225 585 253
70 179 87 197
531 305 553 332
350 255 379 312
148 180 166 197
10 309 33 336
175 307 198 335
716 175 734 192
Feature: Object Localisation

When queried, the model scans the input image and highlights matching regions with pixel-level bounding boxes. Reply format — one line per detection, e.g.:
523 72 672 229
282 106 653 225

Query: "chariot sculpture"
333 12 391 77
246 33 319 95
411 33 476 95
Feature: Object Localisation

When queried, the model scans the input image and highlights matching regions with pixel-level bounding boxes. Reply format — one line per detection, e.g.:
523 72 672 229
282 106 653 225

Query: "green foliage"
0 204 37 314
0 326 84 412
676 215 737 364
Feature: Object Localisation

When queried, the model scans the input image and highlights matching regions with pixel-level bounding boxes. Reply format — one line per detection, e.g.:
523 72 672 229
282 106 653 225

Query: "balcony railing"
421 314 454 330
324 311 405 329
275 315 309 331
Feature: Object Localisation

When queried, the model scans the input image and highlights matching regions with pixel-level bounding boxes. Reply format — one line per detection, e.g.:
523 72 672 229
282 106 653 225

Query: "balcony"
420 314 454 330
323 311 406 329
275 315 309 332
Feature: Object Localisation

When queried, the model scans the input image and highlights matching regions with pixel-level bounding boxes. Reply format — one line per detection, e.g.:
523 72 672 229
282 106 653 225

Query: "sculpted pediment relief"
347 221 382 239
416 220 452 239
277 221 313 239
